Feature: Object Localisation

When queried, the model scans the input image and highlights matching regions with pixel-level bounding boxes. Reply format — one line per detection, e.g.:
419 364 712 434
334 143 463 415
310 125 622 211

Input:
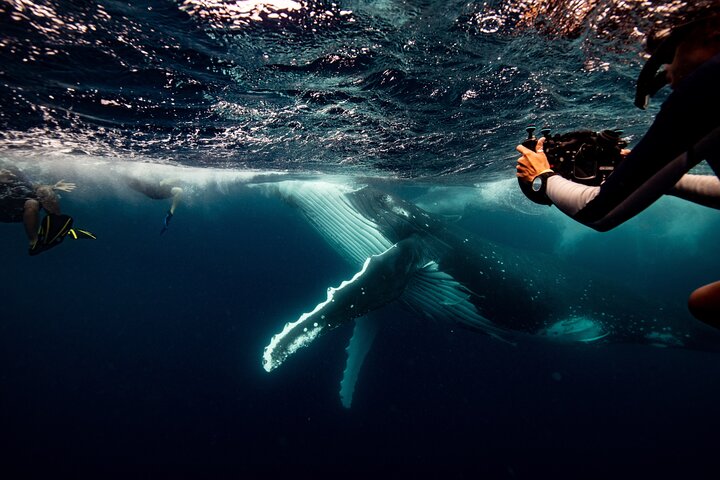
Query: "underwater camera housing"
518 126 628 205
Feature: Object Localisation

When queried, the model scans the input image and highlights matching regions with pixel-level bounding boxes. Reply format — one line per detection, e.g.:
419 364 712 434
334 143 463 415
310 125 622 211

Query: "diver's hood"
634 16 715 109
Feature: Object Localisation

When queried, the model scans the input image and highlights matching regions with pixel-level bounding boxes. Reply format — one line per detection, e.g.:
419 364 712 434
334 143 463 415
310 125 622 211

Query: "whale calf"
256 180 720 407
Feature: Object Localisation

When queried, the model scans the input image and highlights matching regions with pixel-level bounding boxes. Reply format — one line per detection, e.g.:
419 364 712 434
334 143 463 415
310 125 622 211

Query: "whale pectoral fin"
263 237 423 372
339 315 380 409
402 261 513 341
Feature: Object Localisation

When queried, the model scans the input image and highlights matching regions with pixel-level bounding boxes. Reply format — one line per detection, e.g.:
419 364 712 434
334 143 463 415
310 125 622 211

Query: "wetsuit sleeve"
547 171 720 216
547 148 710 231
545 53 720 231
667 174 720 210
545 175 599 216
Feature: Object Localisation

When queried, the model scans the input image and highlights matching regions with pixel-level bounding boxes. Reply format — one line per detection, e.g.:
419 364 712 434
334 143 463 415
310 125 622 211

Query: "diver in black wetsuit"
0 164 95 255
516 13 720 326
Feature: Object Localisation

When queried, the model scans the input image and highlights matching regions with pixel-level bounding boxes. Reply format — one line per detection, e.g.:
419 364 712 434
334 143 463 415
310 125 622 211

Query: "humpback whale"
257 180 720 407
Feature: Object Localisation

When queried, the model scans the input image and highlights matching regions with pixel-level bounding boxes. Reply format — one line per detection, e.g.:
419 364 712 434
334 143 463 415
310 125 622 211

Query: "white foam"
1 153 288 201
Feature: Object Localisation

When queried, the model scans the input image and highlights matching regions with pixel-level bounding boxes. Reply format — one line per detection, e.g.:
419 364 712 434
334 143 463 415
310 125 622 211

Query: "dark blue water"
2 1 720 477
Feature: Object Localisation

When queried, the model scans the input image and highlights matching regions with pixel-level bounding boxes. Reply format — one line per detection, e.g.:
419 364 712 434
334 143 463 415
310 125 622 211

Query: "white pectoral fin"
263 238 423 372
339 315 380 409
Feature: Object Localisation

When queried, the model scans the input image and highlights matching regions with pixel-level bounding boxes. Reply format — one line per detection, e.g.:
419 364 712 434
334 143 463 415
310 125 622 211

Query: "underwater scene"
2 0 720 477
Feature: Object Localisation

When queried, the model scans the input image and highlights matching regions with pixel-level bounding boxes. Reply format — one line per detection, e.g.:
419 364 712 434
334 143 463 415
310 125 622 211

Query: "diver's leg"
35 185 61 214
689 281 720 327
23 199 40 243
169 187 183 214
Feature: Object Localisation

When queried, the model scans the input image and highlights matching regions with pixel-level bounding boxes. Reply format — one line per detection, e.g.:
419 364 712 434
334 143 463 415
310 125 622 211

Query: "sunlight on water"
179 0 353 30
1 0 715 174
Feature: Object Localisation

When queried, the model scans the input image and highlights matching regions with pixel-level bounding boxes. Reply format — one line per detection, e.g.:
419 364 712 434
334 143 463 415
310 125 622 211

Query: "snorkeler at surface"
516 13 720 325
0 164 96 255
126 177 183 234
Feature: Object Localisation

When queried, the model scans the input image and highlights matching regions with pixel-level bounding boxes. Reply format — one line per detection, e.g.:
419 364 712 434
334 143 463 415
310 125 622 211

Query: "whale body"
256 180 720 406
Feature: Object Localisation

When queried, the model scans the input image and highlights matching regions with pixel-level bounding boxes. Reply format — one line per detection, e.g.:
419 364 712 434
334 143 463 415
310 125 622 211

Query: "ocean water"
2 1 720 477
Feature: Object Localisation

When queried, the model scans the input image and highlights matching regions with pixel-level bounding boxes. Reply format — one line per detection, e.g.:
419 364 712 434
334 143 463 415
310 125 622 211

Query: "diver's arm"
545 176 599 216
667 174 720 209
549 124 720 226
34 185 61 214
547 155 720 230
546 149 695 232
52 180 76 192
548 130 720 228
547 174 720 217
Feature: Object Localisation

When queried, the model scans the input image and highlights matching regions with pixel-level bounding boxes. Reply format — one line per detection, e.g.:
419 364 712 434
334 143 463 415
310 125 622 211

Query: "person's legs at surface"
169 186 183 215
35 185 60 214
23 198 40 244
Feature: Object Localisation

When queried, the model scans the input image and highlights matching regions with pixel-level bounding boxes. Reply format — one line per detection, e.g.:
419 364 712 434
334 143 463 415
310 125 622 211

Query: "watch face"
532 175 543 192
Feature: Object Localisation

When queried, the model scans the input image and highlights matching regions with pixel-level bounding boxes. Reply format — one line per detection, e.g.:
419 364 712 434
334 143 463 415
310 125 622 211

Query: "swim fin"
160 210 173 235
67 228 97 240
28 214 96 256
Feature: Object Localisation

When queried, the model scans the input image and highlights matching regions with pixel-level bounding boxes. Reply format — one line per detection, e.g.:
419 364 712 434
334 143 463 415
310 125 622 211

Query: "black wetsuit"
547 52 720 230
0 166 37 223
